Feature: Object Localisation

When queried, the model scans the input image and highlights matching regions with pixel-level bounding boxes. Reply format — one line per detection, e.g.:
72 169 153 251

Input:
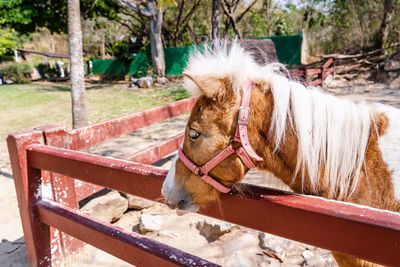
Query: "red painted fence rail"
7 96 400 266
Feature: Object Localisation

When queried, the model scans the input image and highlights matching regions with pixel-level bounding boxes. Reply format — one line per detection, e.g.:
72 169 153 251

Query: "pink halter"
178 80 263 193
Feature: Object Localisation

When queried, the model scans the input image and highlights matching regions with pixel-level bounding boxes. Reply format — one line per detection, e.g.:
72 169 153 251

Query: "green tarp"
91 34 302 77
127 52 151 76
164 44 201 75
91 59 129 76
254 34 302 66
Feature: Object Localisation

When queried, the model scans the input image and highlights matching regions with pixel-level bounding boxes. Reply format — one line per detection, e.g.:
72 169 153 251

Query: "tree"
375 0 394 49
0 0 122 128
117 0 166 77
0 26 17 60
0 0 121 34
221 0 259 38
211 0 221 40
163 0 203 47
68 0 88 128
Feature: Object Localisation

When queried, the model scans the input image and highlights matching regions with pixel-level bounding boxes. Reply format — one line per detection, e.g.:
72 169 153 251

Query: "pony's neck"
247 83 328 197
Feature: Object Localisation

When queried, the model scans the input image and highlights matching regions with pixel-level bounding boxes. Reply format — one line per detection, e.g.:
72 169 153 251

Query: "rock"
223 232 259 252
222 232 260 267
302 250 314 259
224 251 253 267
126 195 154 210
80 190 128 223
195 219 235 240
287 256 306 265
137 76 153 88
384 52 400 72
113 210 141 232
280 263 299 267
390 75 400 89
139 214 163 233
128 83 138 90
259 232 301 254
157 229 179 238
267 258 282 267
156 76 169 84
304 254 326 267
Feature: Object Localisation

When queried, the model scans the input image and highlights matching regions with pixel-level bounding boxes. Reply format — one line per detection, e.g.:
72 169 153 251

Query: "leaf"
157 0 178 11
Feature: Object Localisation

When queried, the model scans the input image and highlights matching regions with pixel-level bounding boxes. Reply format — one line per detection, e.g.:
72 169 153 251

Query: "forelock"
183 39 260 96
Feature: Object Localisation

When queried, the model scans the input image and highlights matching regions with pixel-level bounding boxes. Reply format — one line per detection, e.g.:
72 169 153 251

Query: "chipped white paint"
35 182 53 200
51 244 58 254
376 104 400 202
137 243 149 249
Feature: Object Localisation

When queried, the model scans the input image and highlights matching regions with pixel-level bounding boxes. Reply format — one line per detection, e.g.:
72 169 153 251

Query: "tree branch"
232 0 240 12
236 0 258 23
174 0 202 45
115 0 153 17
174 0 185 34
186 23 198 44
119 8 139 20
221 0 241 38
84 0 100 15
181 0 202 27
115 20 136 34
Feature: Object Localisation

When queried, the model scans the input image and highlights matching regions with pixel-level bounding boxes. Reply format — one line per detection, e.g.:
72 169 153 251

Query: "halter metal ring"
238 107 250 125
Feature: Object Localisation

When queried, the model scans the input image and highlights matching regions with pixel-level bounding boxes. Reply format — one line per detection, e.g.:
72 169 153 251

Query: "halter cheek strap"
178 80 263 193
235 80 264 161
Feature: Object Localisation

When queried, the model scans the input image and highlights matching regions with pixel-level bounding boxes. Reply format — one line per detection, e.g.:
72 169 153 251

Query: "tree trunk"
375 0 393 49
101 32 105 59
266 0 272 36
68 0 88 129
148 1 165 77
211 0 221 40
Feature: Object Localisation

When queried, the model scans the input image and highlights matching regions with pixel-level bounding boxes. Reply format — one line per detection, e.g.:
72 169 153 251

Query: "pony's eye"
188 128 200 139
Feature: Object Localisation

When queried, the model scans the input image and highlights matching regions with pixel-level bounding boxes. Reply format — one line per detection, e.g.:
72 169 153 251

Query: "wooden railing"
7 97 400 266
291 58 335 86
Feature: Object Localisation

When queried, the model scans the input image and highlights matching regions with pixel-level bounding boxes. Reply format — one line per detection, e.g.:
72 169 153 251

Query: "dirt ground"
1 74 399 266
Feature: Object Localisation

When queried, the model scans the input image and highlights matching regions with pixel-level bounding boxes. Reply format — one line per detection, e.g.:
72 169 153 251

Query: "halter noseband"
178 80 263 193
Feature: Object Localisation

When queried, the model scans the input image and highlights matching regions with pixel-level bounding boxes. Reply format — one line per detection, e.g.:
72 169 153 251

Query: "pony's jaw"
162 156 199 213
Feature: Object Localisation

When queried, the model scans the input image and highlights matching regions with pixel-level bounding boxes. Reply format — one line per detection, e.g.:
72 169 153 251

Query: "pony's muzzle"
163 188 199 213
166 199 184 209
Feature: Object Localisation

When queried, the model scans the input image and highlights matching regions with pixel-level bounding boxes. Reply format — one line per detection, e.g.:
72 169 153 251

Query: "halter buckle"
238 107 250 125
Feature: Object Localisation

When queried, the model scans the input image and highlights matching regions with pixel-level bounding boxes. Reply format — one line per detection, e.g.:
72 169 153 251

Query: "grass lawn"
0 80 189 144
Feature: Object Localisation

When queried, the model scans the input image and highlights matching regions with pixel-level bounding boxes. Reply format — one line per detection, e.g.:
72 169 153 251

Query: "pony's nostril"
177 200 185 210
167 200 185 210
166 201 179 209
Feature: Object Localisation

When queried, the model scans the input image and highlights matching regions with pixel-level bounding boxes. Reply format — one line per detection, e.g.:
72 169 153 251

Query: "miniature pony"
161 40 400 266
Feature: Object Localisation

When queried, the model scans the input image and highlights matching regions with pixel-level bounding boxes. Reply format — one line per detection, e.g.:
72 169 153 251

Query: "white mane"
183 40 373 199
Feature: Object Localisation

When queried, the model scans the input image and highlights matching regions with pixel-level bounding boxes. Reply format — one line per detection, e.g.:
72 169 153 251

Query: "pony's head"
161 40 374 212
161 41 275 211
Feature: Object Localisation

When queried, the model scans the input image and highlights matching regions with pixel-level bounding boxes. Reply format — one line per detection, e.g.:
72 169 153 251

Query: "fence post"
34 125 85 264
7 130 51 266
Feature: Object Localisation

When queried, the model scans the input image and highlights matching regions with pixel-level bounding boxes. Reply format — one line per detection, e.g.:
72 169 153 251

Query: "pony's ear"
183 72 230 99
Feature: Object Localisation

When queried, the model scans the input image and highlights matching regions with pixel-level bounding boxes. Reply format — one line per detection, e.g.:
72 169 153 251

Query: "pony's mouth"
172 199 199 215
164 192 199 215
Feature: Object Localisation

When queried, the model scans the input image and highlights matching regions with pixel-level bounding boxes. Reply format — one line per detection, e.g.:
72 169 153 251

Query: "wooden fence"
7 97 400 266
